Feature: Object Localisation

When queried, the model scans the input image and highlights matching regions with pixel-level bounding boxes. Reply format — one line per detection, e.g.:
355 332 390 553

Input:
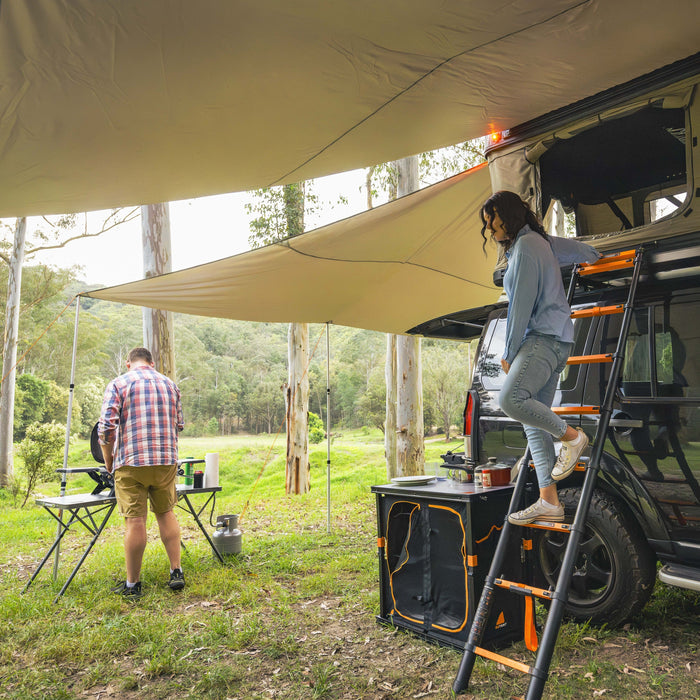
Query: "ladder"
453 247 644 700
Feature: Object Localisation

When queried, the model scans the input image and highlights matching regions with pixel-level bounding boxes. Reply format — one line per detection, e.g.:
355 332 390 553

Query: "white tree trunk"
0 218 27 487
395 156 424 476
285 322 310 494
385 333 397 479
141 203 176 377
397 334 424 475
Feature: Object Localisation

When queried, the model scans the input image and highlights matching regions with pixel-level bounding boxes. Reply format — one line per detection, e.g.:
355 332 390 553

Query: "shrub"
308 412 325 444
17 422 66 506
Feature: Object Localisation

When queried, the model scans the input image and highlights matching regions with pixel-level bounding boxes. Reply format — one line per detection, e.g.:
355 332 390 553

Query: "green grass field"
0 431 698 699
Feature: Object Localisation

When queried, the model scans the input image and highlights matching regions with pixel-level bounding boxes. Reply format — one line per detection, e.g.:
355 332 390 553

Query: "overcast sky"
21 169 368 288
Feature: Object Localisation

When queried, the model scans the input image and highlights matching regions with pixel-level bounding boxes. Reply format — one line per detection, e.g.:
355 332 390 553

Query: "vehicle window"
612 299 700 537
479 315 582 391
621 304 694 398
646 189 688 223
479 317 507 391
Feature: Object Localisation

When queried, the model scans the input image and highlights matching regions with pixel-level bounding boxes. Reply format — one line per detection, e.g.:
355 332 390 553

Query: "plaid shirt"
98 365 184 469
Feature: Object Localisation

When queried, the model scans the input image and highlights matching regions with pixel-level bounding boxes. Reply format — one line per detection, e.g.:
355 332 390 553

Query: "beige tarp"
1 1 698 216
86 164 497 335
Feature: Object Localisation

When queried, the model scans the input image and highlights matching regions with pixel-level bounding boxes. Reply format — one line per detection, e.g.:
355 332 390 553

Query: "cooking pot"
480 457 512 488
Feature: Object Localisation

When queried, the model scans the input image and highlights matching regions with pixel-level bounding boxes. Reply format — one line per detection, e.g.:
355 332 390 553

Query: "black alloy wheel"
535 488 656 626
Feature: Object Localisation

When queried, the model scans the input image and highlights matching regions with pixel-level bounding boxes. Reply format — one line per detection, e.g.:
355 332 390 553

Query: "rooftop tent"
0 1 698 217
85 163 498 335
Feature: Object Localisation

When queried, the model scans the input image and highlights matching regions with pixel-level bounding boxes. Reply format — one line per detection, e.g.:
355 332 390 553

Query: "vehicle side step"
657 498 698 507
658 563 700 592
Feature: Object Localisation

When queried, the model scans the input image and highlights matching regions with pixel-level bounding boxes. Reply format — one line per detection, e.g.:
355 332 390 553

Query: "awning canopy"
86 164 498 335
1 1 698 216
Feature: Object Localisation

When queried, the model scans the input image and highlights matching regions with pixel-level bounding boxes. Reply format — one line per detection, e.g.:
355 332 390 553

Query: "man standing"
99 347 185 599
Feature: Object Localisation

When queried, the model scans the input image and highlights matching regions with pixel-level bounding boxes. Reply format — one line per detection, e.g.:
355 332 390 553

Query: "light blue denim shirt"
502 226 600 364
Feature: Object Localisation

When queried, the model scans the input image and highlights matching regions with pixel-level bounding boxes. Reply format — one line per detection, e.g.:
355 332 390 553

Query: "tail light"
463 393 473 437
463 391 478 462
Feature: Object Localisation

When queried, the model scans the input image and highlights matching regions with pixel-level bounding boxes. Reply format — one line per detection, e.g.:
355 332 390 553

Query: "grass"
0 429 698 699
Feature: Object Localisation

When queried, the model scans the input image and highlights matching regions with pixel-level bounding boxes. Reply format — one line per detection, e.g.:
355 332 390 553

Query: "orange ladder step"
552 406 600 415
474 646 531 675
657 498 699 507
524 461 586 473
494 578 554 600
577 249 637 276
567 353 613 365
570 304 624 319
523 521 573 532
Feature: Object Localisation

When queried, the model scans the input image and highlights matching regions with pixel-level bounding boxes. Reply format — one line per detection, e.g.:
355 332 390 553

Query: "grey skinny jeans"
499 333 572 488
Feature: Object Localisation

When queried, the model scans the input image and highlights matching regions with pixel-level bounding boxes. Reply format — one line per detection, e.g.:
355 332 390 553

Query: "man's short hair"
128 347 153 365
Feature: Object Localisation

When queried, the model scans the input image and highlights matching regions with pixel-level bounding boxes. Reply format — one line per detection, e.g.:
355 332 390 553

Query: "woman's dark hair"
480 190 546 253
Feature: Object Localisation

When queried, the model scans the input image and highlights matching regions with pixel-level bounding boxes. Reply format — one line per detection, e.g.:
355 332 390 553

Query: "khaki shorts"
114 464 178 518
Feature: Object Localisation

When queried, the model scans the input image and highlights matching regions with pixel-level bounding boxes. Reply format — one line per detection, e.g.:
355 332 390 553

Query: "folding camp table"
23 467 223 602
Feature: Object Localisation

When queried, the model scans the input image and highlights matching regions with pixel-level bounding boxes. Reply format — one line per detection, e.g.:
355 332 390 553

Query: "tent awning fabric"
86 164 499 335
1 1 698 216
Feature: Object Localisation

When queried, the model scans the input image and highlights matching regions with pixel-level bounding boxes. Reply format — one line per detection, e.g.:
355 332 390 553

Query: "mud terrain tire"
535 487 656 625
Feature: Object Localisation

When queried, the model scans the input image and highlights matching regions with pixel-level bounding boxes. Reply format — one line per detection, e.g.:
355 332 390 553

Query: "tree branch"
25 208 140 256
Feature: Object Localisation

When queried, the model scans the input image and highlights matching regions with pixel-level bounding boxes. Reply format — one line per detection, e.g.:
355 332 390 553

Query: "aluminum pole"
53 296 80 579
326 322 331 533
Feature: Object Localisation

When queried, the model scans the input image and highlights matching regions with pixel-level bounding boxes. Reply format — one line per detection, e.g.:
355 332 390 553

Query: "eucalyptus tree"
141 203 176 377
0 209 137 487
363 139 486 478
246 182 317 494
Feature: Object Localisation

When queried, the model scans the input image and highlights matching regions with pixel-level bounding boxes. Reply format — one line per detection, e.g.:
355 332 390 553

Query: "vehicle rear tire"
534 487 656 626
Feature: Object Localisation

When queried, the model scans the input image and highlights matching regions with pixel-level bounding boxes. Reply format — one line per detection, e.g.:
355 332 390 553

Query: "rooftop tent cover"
85 164 498 335
0 1 698 216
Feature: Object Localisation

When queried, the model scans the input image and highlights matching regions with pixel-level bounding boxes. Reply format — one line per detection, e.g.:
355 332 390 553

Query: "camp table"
23 465 223 602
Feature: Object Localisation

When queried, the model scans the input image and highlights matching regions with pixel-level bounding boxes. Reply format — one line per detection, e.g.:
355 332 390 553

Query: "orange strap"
524 596 538 652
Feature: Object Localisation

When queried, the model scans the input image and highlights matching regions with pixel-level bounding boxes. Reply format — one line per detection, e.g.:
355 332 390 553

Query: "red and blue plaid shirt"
98 365 184 469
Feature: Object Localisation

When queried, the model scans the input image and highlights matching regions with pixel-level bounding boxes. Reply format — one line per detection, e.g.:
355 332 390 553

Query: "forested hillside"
2 265 473 440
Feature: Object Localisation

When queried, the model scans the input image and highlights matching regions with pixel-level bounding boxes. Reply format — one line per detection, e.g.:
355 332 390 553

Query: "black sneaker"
169 568 185 591
112 581 142 600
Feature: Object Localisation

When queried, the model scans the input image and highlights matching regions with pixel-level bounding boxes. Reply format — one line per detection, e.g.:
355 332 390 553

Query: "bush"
13 374 50 440
17 422 66 506
308 411 325 444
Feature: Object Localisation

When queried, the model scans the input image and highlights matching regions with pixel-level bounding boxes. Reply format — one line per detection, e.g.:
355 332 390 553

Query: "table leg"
53 502 117 602
177 493 225 564
22 509 79 593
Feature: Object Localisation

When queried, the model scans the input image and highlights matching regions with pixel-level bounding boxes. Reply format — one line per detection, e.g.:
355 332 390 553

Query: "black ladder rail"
453 445 535 692
453 247 644 699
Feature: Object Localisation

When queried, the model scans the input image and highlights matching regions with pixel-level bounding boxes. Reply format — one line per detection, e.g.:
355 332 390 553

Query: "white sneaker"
552 428 589 481
508 498 565 525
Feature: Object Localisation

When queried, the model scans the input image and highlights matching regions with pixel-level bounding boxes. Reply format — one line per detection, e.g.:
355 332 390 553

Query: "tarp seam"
270 0 591 186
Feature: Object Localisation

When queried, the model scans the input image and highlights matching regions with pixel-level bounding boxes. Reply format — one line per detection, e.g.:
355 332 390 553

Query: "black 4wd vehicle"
414 54 700 626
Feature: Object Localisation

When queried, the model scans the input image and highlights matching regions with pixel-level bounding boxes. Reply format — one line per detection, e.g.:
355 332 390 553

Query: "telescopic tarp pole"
53 295 81 580
326 322 331 534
